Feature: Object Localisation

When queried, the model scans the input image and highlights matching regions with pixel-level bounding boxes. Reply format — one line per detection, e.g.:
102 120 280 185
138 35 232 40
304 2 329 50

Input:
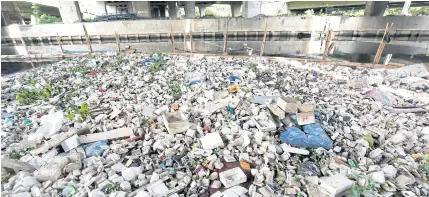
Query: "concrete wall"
2 16 429 56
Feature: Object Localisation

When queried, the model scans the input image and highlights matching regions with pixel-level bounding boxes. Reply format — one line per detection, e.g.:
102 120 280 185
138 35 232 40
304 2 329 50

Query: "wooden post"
183 31 187 52
322 24 330 60
170 18 175 53
223 17 230 55
20 37 34 68
56 33 64 54
260 21 268 56
190 31 194 53
115 32 120 53
82 24 92 54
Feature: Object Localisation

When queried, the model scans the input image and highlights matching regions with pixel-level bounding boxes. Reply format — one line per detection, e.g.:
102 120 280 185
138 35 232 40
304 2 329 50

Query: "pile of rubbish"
1 53 429 197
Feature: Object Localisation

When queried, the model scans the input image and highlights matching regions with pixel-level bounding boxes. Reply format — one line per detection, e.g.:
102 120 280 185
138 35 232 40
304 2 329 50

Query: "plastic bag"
83 140 108 158
279 123 333 149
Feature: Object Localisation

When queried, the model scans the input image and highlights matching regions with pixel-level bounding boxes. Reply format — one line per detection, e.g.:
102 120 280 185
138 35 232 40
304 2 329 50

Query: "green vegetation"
31 3 62 24
66 103 91 122
250 63 258 72
68 65 92 73
148 53 166 73
386 6 429 16
15 82 55 105
8 147 35 160
38 14 62 24
168 81 182 100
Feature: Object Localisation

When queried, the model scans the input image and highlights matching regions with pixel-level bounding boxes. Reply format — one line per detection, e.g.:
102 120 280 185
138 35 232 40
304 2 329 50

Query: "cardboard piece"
276 97 298 113
163 110 190 134
296 105 315 125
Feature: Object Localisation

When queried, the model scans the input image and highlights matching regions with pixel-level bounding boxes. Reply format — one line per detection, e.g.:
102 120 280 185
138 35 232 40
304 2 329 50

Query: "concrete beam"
168 2 178 19
364 1 388 16
185 1 196 19
231 3 242 17
130 1 151 18
243 1 262 18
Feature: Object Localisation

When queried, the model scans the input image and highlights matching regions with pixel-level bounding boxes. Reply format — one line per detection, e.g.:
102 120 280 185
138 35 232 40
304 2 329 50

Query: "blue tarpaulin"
83 140 108 158
279 123 333 149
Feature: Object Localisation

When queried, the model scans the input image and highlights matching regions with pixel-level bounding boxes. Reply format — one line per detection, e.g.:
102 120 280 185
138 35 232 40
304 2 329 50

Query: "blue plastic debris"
140 56 164 65
229 76 240 82
2 109 12 119
252 95 277 104
189 79 202 85
312 71 318 77
83 140 108 158
279 123 333 149
62 183 77 197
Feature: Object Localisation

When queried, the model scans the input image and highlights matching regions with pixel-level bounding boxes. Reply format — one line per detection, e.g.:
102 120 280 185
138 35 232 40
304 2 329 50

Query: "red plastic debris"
204 125 210 132
99 87 104 92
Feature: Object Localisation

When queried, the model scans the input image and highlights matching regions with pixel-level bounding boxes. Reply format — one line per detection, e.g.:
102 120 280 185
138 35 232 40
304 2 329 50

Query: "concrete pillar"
130 1 151 18
243 1 262 18
231 3 242 17
159 5 166 18
364 1 388 16
168 2 178 19
185 1 196 19
58 1 82 24
198 5 207 17
96 1 107 15
401 1 411 15
152 8 160 18
31 15 38 25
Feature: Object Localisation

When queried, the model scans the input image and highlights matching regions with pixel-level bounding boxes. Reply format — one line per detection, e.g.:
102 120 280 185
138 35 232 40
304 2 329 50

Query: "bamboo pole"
170 18 175 53
322 23 331 60
373 23 389 64
190 31 194 53
82 24 92 54
115 32 120 53
223 17 230 55
260 22 268 56
56 33 64 55
183 31 187 52
376 23 394 64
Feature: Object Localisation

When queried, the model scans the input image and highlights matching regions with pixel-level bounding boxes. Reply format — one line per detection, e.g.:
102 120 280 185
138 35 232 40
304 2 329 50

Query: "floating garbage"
1 53 428 197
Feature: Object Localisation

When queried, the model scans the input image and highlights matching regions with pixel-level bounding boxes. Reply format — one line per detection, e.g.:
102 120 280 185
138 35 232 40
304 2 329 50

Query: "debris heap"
1 53 429 197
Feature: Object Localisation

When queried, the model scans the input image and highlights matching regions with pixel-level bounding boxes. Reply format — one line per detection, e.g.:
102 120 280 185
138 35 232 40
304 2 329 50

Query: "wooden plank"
79 128 134 144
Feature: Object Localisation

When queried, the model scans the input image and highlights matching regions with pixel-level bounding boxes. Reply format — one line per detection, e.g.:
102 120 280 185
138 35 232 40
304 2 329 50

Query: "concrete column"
185 1 196 19
364 1 389 16
152 8 160 18
96 1 107 15
198 5 207 17
31 15 38 25
231 3 242 17
401 1 411 15
58 1 82 24
159 5 166 18
243 1 262 18
168 2 178 19
131 1 151 18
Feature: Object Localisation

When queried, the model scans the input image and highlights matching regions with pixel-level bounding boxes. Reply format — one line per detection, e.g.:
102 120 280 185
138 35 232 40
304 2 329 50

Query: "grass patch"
66 103 91 122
